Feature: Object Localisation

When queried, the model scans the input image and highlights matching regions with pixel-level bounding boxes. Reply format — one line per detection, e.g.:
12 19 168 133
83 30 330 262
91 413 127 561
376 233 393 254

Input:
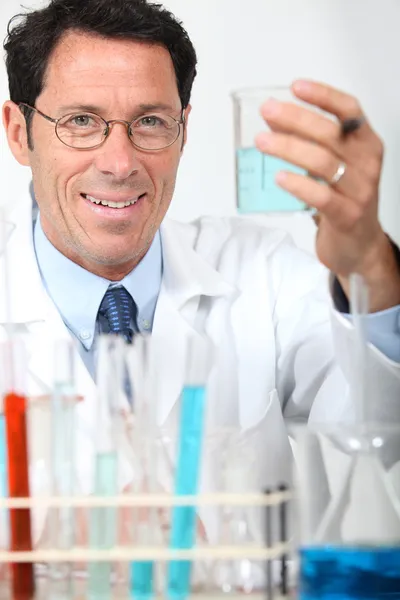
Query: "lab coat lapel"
155 221 236 426
151 289 198 426
229 237 277 429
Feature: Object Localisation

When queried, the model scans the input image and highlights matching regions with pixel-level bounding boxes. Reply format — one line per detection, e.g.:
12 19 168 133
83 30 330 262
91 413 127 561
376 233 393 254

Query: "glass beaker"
291 423 400 600
231 86 310 215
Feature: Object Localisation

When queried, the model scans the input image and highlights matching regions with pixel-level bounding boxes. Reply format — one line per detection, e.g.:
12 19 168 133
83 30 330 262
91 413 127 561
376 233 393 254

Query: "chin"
92 251 140 267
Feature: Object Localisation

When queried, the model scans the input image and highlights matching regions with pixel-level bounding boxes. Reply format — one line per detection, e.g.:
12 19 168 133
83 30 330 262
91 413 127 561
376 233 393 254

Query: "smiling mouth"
81 193 146 208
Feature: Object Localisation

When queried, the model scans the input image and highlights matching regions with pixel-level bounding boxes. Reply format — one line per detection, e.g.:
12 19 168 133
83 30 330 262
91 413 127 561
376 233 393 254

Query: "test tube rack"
0 489 291 563
0 488 292 599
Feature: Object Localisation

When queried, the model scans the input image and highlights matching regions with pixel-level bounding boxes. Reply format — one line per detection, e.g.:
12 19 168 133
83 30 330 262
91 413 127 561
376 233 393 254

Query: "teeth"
86 194 138 208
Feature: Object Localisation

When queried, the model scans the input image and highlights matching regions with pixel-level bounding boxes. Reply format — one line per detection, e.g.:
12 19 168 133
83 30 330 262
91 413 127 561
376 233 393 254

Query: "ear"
2 101 31 166
180 104 192 154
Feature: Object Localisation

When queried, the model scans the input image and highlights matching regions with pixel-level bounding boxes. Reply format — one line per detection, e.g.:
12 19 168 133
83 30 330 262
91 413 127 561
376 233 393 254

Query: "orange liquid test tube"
4 392 35 599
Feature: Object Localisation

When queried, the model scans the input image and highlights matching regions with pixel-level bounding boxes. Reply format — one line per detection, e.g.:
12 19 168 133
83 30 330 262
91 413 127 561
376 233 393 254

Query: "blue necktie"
98 286 136 404
98 286 136 344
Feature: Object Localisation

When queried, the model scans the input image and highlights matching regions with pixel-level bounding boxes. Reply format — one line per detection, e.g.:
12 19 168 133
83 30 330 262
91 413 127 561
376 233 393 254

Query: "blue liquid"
236 147 307 213
130 561 154 600
88 452 118 600
167 386 206 600
300 546 400 600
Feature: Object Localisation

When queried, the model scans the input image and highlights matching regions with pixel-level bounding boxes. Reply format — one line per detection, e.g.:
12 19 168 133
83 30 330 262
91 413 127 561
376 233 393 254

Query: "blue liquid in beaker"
236 147 307 213
300 545 400 600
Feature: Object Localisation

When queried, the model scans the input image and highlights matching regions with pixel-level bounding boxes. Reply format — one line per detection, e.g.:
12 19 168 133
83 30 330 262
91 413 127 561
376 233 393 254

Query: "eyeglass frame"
18 102 186 151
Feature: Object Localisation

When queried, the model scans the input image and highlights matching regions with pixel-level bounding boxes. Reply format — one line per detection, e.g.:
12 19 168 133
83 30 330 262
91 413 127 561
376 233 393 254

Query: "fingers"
292 80 364 123
256 80 384 245
255 131 372 202
260 95 382 168
259 80 384 169
260 99 341 154
291 80 380 145
274 170 364 232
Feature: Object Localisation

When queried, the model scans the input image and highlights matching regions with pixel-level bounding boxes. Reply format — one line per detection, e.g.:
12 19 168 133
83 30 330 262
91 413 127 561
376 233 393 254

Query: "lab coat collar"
159 219 236 306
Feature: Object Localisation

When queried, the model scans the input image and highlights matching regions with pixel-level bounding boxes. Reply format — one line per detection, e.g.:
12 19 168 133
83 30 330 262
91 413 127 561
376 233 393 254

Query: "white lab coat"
1 193 400 544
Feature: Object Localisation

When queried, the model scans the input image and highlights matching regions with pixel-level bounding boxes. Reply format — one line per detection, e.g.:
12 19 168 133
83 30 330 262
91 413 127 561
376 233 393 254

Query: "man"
1 0 400 529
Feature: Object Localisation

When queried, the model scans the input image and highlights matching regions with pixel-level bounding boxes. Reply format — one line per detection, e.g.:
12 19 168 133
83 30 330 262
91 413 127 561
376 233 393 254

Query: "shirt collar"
34 215 163 349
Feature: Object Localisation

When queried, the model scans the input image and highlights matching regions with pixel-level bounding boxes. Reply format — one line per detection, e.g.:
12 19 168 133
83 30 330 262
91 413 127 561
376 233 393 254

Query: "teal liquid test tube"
88 335 119 599
167 335 213 600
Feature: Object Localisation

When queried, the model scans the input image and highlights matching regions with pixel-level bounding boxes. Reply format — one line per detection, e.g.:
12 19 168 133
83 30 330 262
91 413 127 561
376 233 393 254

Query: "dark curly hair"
3 0 197 149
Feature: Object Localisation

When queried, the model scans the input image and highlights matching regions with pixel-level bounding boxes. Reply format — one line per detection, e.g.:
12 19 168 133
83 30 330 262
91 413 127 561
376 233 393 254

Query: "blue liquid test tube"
167 335 213 600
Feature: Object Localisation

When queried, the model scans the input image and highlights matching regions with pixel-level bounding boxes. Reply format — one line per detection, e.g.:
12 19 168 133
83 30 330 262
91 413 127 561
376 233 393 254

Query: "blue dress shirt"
332 275 400 362
34 215 163 378
344 308 400 362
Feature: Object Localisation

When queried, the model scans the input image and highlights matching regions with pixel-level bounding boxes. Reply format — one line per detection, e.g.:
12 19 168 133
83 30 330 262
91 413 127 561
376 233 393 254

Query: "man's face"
15 32 189 277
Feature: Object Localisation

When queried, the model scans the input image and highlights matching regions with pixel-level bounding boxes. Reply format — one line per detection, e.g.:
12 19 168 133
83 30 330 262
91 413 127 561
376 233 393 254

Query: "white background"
1 0 400 253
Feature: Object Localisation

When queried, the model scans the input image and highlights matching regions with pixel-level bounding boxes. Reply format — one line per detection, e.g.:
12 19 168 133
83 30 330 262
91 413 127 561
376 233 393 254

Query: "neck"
73 259 145 281
40 224 150 281
65 245 150 281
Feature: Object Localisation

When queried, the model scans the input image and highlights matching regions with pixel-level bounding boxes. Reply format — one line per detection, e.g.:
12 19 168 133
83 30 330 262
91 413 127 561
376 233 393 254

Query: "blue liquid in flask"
300 545 400 600
236 147 307 213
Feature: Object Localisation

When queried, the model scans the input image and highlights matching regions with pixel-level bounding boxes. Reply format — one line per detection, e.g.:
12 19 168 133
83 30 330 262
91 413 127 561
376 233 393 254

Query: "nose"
93 121 141 180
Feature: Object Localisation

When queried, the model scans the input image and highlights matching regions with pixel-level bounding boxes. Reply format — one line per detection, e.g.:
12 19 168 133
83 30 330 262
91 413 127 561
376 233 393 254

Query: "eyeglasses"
19 103 185 151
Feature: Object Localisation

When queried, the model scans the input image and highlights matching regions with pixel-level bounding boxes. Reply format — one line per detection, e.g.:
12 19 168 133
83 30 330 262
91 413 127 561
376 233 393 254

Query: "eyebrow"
57 102 180 115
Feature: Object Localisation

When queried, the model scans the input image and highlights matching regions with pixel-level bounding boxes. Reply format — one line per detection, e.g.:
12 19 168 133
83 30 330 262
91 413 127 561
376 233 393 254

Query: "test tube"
278 483 288 597
127 335 157 600
264 488 273 600
50 339 76 586
88 335 120 599
167 334 213 600
349 273 369 423
4 338 35 599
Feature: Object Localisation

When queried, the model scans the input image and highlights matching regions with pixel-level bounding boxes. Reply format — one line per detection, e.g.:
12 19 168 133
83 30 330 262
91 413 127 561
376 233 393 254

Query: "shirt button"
79 330 92 341
142 320 151 330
